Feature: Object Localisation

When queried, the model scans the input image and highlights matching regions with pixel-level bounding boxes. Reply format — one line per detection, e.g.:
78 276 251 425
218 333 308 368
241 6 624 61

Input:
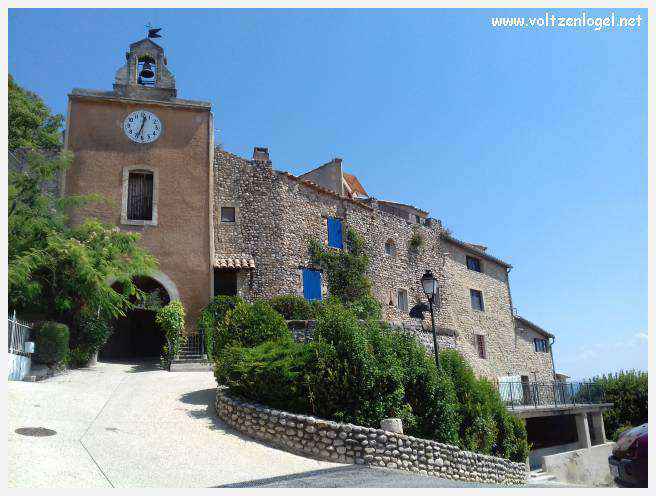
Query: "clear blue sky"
9 8 647 380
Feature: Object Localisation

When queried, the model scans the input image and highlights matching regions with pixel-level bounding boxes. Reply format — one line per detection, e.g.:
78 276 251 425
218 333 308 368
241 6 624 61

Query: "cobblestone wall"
215 389 527 485
213 148 553 382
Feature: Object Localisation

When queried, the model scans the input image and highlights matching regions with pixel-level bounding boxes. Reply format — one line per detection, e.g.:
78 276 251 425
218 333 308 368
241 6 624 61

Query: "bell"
139 61 155 79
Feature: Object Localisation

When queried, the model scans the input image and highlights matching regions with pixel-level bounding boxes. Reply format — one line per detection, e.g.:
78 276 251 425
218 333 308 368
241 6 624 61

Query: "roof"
515 315 555 339
375 199 429 216
343 172 368 198
215 256 255 269
69 88 211 109
441 233 512 269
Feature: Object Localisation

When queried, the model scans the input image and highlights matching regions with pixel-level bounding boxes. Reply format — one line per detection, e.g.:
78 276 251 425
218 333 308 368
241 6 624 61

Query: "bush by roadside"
214 299 528 462
34 321 69 366
587 370 648 441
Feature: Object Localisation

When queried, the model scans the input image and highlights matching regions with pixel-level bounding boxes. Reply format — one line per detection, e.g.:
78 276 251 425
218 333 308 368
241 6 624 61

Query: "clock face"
123 110 162 143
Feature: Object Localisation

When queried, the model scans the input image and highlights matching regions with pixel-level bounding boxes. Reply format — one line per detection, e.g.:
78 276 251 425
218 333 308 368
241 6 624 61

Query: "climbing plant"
308 228 381 320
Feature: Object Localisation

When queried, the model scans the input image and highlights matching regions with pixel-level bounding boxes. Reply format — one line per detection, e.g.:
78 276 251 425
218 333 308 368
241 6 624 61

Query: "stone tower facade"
63 38 214 329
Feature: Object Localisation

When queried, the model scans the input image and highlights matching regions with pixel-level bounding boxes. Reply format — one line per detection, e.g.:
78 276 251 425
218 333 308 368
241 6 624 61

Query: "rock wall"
213 148 554 382
216 389 527 485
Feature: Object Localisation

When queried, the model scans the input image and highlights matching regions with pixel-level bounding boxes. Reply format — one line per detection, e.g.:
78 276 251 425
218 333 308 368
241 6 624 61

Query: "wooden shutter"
127 172 153 220
302 269 322 301
327 217 343 248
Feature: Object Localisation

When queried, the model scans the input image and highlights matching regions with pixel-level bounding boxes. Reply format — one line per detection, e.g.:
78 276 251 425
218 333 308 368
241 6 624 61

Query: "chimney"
252 147 270 162
332 157 342 166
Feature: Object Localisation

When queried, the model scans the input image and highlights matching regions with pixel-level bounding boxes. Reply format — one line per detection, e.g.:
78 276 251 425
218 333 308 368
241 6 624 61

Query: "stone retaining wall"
215 389 527 485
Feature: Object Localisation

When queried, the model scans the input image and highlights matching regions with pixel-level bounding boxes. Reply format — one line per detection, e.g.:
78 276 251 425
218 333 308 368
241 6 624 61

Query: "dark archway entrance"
100 277 170 360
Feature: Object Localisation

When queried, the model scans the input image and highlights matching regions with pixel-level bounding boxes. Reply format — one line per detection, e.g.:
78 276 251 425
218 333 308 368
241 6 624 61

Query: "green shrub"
588 370 648 441
34 321 69 366
216 300 292 353
66 347 93 368
198 295 244 360
215 339 326 414
214 300 529 462
346 294 382 321
155 300 186 368
269 294 315 320
409 227 425 252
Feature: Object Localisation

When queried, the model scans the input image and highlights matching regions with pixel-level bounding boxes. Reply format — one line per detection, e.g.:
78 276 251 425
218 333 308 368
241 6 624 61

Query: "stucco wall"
64 96 213 330
542 442 615 486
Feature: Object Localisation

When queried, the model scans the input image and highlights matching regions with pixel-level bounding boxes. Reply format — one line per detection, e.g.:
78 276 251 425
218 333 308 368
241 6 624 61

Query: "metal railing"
8 311 32 356
499 381 605 409
179 329 206 358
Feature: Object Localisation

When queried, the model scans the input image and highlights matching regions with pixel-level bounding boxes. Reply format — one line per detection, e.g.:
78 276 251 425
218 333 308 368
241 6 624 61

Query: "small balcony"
499 381 606 411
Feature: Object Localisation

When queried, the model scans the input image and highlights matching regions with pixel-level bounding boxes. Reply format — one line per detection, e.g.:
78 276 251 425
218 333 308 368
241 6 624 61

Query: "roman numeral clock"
123 110 162 143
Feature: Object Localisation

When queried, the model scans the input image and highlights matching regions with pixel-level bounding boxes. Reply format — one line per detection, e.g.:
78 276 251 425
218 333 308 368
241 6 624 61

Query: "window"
534 338 549 353
214 268 237 296
221 207 236 223
476 334 487 358
327 217 343 249
470 289 484 311
127 171 154 221
397 289 408 312
385 239 397 256
415 214 421 224
466 256 482 273
302 268 322 301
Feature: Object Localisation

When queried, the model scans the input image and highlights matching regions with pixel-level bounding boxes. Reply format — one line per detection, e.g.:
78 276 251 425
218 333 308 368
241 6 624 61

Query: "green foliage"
269 294 315 320
34 321 69 366
215 339 326 414
309 228 380 319
198 295 245 360
215 300 527 461
66 312 112 368
156 300 187 368
409 227 425 252
439 349 528 462
216 300 292 353
9 75 63 151
588 370 648 441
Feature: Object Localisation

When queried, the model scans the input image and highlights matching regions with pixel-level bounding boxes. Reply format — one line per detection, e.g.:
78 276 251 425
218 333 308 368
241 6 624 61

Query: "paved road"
8 361 340 488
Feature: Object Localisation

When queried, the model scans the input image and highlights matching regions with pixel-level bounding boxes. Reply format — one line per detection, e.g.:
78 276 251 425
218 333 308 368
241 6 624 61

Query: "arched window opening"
137 56 157 86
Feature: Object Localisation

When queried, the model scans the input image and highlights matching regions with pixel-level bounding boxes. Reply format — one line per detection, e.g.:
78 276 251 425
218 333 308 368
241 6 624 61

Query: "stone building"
55 36 610 468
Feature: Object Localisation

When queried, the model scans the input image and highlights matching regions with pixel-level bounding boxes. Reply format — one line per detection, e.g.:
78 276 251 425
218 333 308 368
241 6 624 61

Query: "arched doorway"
100 276 171 360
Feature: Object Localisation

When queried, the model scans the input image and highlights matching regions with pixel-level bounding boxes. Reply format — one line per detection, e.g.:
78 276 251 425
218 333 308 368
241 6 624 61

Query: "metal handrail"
499 381 605 409
8 311 33 356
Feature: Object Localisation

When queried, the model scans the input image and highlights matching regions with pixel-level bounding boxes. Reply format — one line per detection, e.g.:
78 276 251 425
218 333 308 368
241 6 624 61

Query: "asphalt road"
220 465 497 487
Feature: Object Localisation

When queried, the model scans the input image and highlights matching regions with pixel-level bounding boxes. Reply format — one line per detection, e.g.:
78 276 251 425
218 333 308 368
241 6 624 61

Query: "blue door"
302 269 322 301
327 217 343 249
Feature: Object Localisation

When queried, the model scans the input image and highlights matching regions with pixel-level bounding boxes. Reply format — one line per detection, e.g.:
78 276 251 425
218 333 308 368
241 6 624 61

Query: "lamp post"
421 269 440 370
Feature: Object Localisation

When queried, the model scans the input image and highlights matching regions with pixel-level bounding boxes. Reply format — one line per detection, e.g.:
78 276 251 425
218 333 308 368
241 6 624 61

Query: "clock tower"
64 37 214 341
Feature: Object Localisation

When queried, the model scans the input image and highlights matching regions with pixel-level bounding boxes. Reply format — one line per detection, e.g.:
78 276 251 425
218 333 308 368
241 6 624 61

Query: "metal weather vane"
146 23 162 39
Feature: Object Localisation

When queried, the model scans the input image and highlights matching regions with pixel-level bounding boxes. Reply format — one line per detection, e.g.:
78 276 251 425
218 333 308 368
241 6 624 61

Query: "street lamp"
420 269 440 370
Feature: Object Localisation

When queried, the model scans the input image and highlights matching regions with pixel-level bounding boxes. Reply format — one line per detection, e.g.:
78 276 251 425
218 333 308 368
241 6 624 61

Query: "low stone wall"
215 389 527 485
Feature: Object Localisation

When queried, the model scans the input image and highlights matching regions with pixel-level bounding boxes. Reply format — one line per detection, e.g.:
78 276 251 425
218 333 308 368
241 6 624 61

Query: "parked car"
608 423 648 487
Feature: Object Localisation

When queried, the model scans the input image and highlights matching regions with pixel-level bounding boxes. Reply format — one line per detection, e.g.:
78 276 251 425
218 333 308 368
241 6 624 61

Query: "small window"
476 334 487 359
415 214 421 224
470 289 484 311
327 217 343 249
385 239 397 256
221 207 236 223
534 338 549 353
127 171 153 220
466 256 482 273
397 289 408 312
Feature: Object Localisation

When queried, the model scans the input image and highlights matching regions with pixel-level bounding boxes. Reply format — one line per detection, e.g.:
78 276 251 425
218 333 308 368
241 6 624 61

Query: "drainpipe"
549 336 557 381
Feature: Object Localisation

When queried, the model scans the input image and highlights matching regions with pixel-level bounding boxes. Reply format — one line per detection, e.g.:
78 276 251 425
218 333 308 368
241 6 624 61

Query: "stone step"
169 360 213 372
529 469 557 483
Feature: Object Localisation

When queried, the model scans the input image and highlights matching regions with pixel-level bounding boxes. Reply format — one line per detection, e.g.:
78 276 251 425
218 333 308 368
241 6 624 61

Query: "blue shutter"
303 269 322 301
327 217 343 248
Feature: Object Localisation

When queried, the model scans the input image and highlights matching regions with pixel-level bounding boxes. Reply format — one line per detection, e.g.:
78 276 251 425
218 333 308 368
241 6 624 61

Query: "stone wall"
213 148 554 382
215 389 527 485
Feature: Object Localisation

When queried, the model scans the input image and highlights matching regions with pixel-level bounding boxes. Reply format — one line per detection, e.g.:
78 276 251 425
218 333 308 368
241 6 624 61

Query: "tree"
588 370 648 440
9 75 63 151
